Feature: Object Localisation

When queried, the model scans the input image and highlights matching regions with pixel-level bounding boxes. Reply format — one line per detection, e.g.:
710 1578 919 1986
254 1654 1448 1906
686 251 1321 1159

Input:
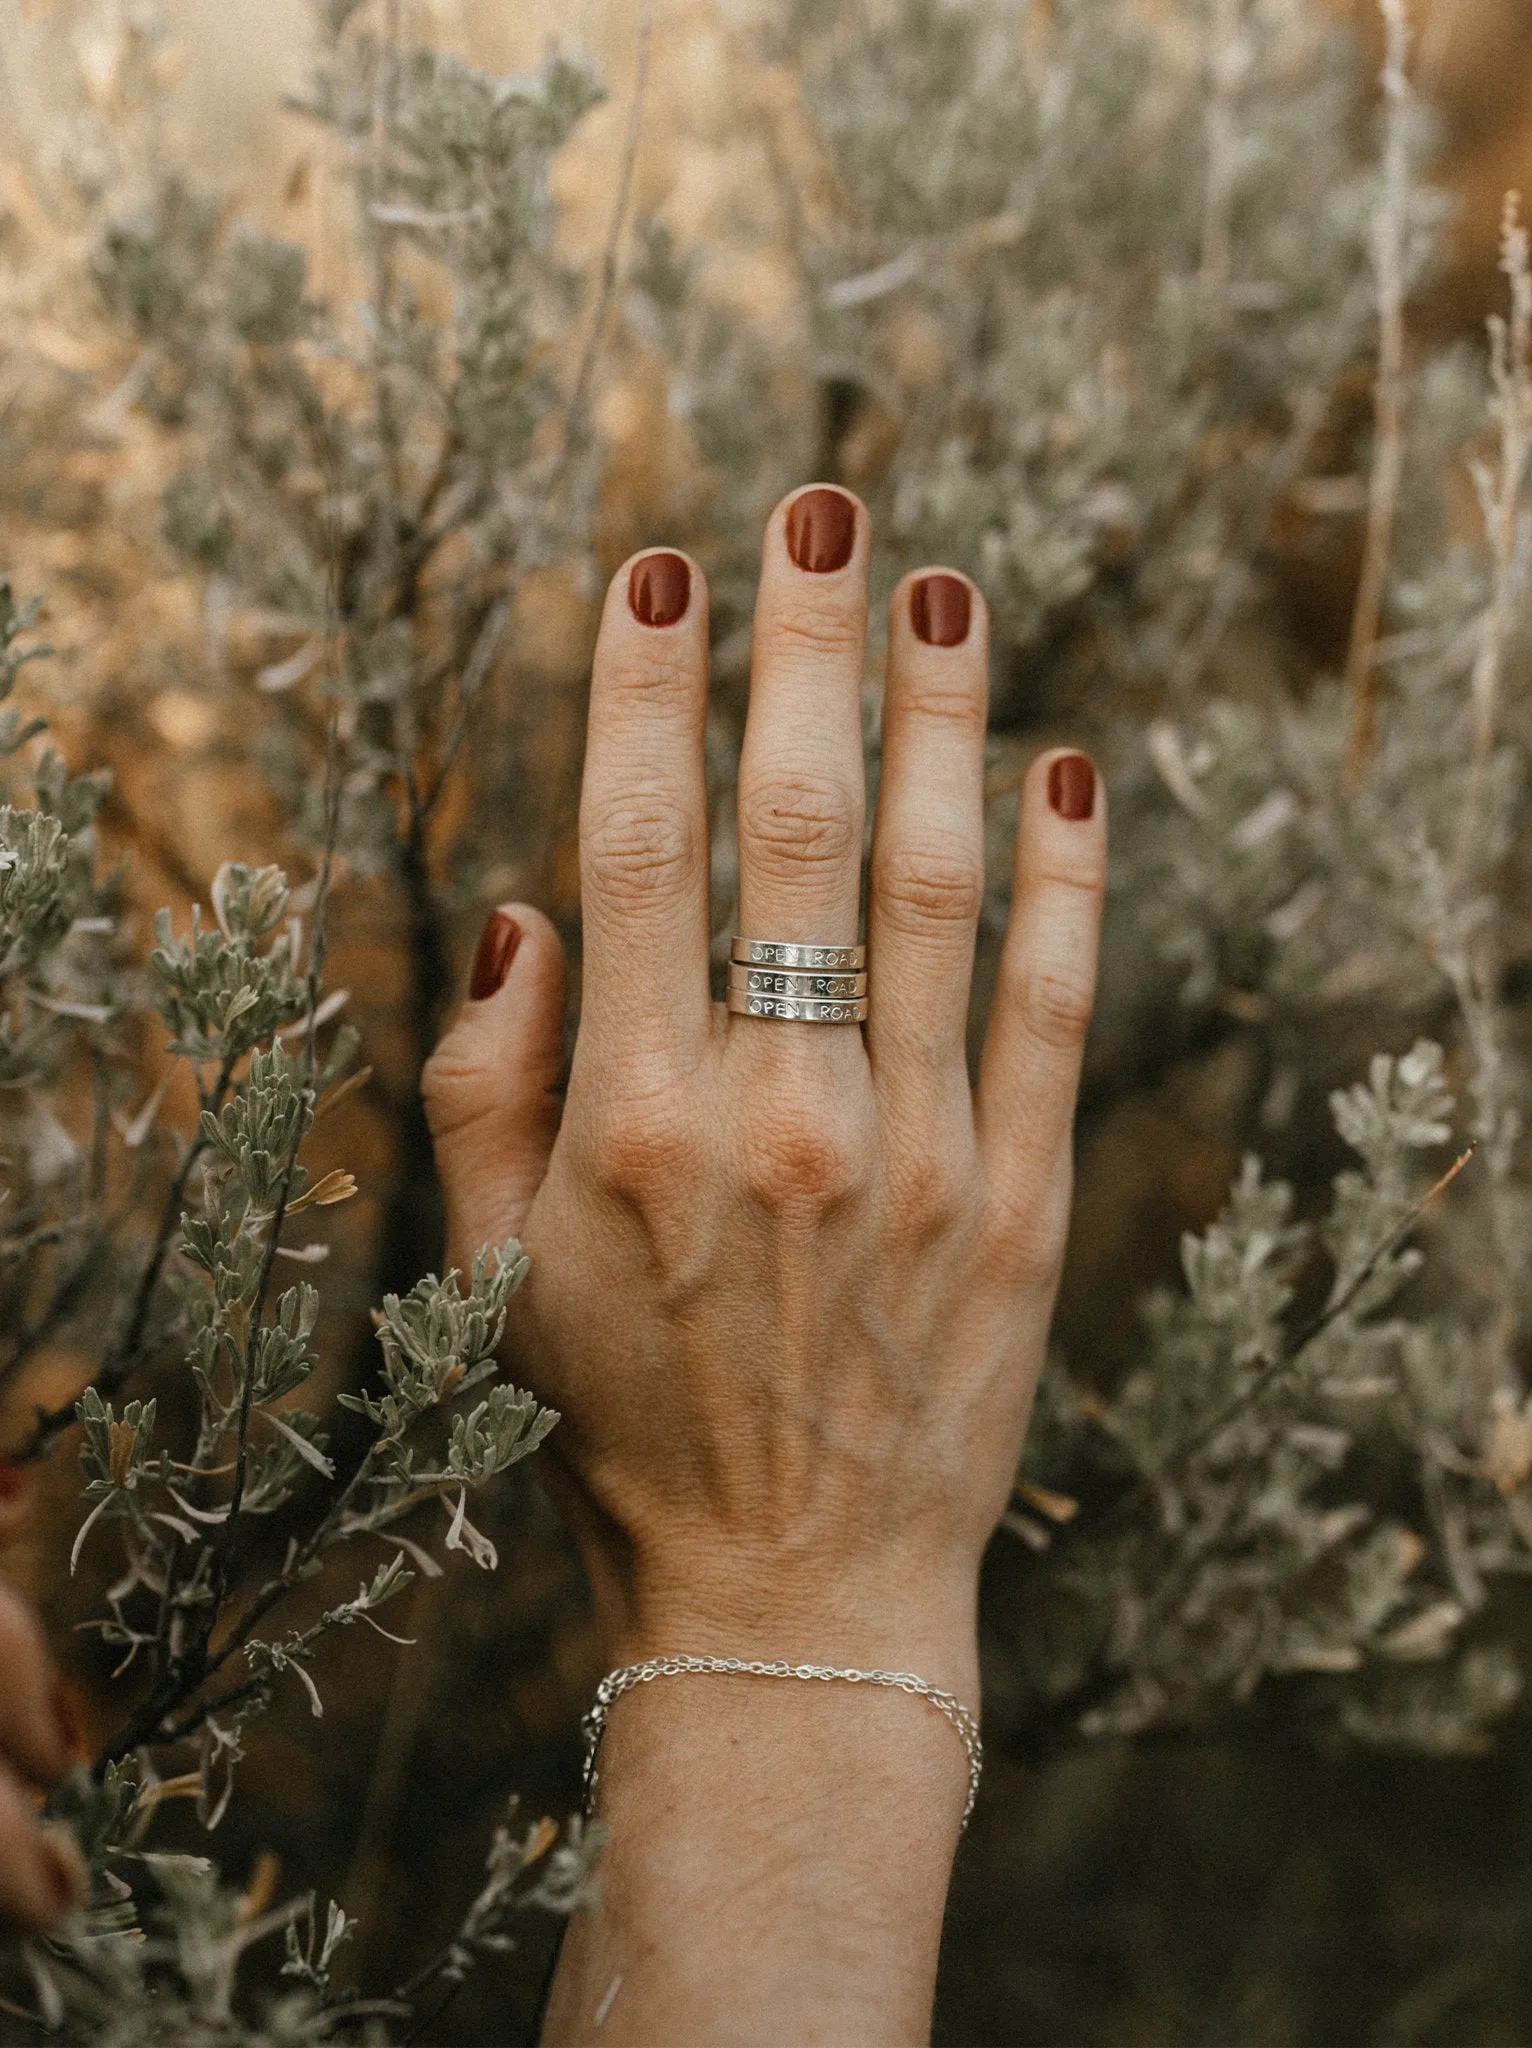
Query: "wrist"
551 1521 981 2047
552 1622 971 2048
594 1543 982 1709
585 1651 984 1838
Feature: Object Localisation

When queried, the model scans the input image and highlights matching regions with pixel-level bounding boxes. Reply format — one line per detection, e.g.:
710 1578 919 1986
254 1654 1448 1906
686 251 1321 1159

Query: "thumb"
423 904 567 1256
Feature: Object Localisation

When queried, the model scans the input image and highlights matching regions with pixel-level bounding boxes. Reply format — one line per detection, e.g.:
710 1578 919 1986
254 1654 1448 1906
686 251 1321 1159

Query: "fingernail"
1048 753 1097 821
37 1826 86 1919
51 1677 87 1767
628 551 691 628
0 1462 23 1505
910 573 971 647
785 486 856 573
469 910 522 1001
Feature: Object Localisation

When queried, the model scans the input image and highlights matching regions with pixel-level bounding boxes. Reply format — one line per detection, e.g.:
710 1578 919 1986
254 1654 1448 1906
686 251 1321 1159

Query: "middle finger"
736 486 870 955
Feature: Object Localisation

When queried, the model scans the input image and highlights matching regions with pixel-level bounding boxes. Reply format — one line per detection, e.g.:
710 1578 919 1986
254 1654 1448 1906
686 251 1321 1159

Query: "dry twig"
1468 192 1532 764
1199 0 1246 294
1344 0 1412 784
548 0 654 506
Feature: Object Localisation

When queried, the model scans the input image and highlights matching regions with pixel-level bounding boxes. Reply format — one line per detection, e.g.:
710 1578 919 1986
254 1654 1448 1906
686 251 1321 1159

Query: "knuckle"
900 676 987 733
982 1197 1066 1288
767 604 865 665
888 1146 969 1244
739 769 861 875
582 791 698 903
736 1099 865 1210
602 648 697 708
871 835 985 930
1033 856 1108 901
420 1041 485 1140
1010 960 1097 1049
585 1089 702 1201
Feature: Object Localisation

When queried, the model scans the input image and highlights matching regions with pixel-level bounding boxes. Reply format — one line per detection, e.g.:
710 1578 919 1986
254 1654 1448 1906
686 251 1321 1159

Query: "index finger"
577 550 713 1065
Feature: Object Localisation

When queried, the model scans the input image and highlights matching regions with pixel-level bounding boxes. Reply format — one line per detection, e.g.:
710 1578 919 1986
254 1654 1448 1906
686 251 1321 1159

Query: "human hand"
0 1470 88 1933
424 485 1105 1698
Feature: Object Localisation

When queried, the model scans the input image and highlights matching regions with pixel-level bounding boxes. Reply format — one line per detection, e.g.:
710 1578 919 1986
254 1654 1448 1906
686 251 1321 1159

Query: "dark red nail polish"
1048 753 1097 822
0 1463 22 1505
628 551 691 627
785 487 856 573
911 574 971 647
469 911 522 1000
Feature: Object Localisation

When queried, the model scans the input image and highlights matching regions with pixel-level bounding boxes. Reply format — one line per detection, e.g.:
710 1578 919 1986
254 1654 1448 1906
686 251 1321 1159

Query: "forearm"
543 1621 977 2047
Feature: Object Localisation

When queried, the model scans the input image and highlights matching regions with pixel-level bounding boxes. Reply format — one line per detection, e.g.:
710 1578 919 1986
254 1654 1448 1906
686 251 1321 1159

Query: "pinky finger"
0 1764 84 1932
975 749 1106 1248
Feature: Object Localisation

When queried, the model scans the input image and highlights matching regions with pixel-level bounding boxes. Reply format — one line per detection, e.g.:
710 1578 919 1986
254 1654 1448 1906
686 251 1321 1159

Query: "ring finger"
867 569 988 1126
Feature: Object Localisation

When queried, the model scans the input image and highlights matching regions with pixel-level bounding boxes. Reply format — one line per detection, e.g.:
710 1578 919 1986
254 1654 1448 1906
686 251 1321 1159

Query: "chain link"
581 1653 983 1827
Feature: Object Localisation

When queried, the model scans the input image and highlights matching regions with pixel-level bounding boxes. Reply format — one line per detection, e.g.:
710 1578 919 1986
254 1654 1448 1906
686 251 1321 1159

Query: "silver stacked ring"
729 966 867 1000
727 939 869 1023
731 938 865 971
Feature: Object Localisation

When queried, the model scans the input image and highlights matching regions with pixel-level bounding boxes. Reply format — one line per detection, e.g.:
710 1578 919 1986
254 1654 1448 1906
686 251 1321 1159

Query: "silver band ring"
727 989 869 1024
731 938 865 972
728 965 868 1000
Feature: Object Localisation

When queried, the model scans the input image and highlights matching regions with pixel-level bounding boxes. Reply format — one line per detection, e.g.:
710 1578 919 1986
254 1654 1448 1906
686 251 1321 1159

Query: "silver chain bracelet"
581 1653 983 1827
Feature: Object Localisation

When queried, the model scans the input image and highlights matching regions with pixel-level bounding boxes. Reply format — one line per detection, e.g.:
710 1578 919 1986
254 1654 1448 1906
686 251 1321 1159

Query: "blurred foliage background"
1 0 1531 2041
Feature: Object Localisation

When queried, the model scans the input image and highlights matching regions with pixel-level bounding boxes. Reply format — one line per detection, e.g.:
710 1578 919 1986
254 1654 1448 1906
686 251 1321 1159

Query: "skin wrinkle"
580 792 701 909
601 647 707 706
871 842 986 933
737 774 864 882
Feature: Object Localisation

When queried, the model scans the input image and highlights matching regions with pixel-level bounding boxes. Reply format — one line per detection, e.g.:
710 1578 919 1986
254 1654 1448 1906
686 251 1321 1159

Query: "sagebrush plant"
0 586 597 2038
0 0 614 2034
86 0 607 1301
618 0 1532 1762
2 0 1532 2037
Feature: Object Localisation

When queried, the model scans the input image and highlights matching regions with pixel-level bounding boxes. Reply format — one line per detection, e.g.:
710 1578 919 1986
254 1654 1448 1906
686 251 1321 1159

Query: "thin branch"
1162 1144 1473 1480
420 592 512 817
340 1573 444 1989
0 1226 110 1392
104 1462 442 1763
205 1443 378 1677
1344 0 1413 785
135 1591 350 1758
1199 0 1246 296
1085 1144 1473 1542
390 1834 570 2041
9 1051 239 1464
88 1043 112 1202
546 0 654 507
219 727 342 1554
100 742 345 1765
1468 192 1532 765
1170 277 1374 698
205 244 351 1605
1426 200 1532 1397
367 0 406 571
1004 1149 1477 1757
